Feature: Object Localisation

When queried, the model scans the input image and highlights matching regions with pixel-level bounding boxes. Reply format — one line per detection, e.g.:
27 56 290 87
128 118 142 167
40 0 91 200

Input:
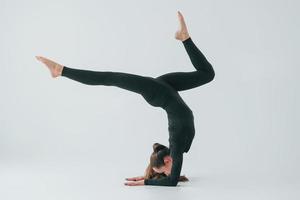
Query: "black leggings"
61 37 215 104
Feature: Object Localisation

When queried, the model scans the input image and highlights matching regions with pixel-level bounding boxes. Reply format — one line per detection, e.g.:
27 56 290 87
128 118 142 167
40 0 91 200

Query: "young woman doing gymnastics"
36 11 215 187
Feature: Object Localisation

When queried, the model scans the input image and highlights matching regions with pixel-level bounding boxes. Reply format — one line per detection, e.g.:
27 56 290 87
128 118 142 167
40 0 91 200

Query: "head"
143 143 189 182
150 143 173 175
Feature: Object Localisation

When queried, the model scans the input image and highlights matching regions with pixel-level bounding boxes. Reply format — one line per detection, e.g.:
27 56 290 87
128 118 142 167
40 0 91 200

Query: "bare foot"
175 11 190 41
36 56 64 78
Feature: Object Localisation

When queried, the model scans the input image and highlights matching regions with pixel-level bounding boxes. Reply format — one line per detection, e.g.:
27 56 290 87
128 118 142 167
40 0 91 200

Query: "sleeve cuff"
144 179 149 185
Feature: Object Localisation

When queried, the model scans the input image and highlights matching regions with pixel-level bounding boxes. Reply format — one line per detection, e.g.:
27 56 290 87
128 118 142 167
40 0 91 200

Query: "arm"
125 176 145 181
144 148 183 187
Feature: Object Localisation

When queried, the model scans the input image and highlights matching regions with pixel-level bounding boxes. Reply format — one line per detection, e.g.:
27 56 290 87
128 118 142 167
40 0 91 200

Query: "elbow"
168 179 179 187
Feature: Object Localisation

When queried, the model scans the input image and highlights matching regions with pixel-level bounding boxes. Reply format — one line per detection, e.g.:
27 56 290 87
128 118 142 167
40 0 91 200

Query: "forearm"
144 176 178 187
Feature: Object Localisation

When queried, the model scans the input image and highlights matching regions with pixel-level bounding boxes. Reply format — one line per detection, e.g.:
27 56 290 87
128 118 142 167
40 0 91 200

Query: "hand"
175 11 190 41
125 176 145 181
124 179 145 186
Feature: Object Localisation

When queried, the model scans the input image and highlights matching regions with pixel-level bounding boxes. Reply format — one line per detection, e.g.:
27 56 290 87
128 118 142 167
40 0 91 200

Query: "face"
153 165 168 174
152 156 173 175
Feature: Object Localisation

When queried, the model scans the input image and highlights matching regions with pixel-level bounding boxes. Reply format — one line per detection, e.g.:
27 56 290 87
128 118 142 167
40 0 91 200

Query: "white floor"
1 160 299 200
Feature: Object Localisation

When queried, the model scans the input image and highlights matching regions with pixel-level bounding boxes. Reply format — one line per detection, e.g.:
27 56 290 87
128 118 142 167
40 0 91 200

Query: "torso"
142 78 195 153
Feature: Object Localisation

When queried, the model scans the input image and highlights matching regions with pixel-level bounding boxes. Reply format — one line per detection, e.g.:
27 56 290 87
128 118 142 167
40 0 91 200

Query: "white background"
1 0 299 199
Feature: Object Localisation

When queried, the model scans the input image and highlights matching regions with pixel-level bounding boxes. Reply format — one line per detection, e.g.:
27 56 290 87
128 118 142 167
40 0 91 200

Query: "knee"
206 68 215 82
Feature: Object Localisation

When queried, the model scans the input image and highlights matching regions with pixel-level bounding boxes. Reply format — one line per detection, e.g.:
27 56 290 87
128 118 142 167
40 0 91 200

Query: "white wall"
0 0 299 199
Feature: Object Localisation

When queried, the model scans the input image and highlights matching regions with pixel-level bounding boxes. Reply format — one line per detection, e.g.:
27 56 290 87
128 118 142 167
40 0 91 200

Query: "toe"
36 56 44 62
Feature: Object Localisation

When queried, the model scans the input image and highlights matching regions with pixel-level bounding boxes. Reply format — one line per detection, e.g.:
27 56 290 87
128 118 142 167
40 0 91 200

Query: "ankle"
55 64 64 76
59 65 64 76
181 33 190 41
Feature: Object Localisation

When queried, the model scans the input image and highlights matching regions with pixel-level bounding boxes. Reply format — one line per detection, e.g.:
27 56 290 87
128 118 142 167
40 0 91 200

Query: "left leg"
36 56 171 107
36 55 165 103
60 66 159 98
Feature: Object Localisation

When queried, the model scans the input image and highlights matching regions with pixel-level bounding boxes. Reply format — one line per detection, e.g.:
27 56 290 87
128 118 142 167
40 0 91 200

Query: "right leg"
155 37 215 92
156 11 215 92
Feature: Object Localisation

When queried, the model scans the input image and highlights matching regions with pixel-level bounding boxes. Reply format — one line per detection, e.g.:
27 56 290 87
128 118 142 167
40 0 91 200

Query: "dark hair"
150 143 170 168
143 143 189 182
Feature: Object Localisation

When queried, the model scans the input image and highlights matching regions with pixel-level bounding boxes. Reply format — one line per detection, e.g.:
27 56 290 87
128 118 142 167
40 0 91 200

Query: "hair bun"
152 143 167 153
157 148 170 160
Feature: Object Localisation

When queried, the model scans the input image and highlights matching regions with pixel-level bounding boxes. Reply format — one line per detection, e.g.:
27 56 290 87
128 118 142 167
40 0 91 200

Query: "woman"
36 11 215 187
